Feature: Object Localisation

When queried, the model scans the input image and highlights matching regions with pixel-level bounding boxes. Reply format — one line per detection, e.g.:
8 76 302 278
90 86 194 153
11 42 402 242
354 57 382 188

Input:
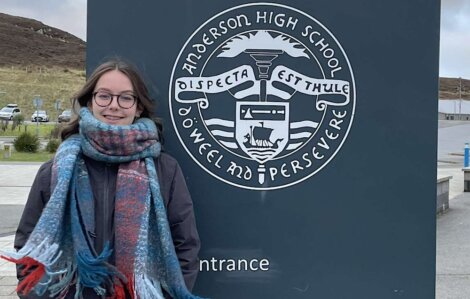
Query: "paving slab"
0 235 16 298
0 163 41 206
436 191 470 298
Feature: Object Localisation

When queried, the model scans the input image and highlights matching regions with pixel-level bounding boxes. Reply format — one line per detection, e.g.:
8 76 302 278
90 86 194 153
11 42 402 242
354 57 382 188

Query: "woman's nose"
108 95 120 109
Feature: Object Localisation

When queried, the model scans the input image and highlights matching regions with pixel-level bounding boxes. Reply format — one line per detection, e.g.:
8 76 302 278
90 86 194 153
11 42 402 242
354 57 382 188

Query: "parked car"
31 110 49 122
58 109 72 123
0 104 21 120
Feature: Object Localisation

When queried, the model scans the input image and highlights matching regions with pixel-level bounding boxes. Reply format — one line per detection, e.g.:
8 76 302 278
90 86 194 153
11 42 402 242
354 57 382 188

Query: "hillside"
0 13 86 117
439 77 470 100
0 12 85 69
0 13 468 102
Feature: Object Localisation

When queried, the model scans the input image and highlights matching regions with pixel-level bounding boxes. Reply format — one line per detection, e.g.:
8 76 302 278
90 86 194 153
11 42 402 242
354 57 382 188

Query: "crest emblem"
236 102 289 184
170 3 356 190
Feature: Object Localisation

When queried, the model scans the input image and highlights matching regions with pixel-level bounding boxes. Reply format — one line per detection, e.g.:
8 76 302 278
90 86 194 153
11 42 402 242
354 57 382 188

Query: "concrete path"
436 192 470 299
0 162 40 298
0 235 16 298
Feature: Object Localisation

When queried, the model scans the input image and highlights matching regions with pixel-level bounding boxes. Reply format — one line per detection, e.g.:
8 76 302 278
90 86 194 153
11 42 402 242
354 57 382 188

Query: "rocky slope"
0 12 85 69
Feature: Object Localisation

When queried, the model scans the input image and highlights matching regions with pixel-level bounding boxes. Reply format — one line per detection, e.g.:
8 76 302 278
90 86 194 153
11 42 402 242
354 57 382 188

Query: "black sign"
87 1 440 298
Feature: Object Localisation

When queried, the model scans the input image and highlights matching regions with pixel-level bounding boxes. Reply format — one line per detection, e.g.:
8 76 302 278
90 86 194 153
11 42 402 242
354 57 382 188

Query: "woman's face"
90 70 142 126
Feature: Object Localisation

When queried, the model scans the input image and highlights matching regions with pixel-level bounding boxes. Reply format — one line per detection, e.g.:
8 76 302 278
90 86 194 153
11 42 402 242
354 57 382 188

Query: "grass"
0 66 85 118
0 123 58 138
0 67 79 162
0 149 54 162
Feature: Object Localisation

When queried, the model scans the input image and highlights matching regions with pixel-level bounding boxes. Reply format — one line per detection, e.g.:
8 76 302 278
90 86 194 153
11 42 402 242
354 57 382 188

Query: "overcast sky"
0 0 468 79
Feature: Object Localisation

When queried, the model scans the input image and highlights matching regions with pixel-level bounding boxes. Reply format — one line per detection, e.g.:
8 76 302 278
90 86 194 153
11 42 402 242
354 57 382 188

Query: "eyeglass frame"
92 91 138 109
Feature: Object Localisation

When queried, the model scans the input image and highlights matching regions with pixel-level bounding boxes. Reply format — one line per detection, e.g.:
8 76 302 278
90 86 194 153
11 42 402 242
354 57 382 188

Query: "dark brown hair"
61 58 161 140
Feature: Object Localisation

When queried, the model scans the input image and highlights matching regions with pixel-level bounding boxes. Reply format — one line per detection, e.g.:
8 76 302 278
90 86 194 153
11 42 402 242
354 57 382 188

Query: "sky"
0 0 468 79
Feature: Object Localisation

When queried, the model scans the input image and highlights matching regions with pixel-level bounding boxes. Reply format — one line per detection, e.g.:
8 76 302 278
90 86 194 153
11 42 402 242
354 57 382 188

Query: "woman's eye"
120 95 134 101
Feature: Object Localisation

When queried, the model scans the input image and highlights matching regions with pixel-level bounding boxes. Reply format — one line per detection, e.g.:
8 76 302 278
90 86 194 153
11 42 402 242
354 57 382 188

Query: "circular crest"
170 3 356 190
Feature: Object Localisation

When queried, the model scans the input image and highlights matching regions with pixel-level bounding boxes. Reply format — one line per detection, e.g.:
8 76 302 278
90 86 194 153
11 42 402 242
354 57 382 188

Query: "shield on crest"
236 101 289 164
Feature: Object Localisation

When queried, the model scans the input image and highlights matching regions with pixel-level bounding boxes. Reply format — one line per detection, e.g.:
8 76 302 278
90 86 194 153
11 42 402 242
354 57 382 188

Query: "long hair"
61 58 162 140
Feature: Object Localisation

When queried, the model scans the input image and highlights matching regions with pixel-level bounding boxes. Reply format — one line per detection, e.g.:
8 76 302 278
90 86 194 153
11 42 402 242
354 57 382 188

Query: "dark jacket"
14 152 200 298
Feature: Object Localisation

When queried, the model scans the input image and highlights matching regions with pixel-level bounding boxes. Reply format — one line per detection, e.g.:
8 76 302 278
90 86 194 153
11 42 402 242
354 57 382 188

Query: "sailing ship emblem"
236 102 289 184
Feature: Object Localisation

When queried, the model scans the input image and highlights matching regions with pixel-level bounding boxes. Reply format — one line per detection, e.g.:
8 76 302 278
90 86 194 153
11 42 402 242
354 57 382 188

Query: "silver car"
31 110 49 122
0 105 21 120
58 109 72 123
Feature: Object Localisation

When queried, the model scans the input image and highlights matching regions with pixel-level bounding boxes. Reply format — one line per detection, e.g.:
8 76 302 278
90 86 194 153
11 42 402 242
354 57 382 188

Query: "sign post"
54 99 61 123
32 95 42 137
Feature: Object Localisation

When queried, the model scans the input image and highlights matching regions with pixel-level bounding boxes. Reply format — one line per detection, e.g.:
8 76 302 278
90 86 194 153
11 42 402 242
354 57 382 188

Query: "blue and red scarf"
1 108 201 299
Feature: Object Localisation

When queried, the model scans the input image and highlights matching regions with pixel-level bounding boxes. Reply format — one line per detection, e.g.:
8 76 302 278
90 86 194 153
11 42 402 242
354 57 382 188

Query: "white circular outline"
169 2 356 190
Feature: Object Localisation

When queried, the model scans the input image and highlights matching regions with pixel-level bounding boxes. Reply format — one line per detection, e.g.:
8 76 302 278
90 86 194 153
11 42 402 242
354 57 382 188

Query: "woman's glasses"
92 91 137 109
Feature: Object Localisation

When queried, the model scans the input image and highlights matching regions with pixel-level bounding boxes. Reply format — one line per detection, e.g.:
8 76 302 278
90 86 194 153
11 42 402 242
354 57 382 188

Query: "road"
437 120 470 199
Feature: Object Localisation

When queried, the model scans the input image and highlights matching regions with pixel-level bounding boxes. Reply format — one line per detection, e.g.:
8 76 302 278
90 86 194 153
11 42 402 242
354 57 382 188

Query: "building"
438 99 470 120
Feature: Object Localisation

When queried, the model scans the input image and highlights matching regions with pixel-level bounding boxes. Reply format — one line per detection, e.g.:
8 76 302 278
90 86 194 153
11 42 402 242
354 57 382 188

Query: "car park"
31 110 49 122
58 109 72 123
0 104 21 120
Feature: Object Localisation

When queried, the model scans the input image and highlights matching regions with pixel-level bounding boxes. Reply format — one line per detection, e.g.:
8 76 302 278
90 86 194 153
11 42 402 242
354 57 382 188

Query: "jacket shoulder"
156 152 178 169
36 159 54 202
155 152 182 180
39 159 54 174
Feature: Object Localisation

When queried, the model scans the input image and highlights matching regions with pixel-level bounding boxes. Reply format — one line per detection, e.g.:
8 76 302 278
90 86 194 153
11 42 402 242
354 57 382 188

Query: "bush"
46 138 60 153
50 124 62 139
14 132 40 152
11 114 24 131
0 119 8 131
12 114 24 124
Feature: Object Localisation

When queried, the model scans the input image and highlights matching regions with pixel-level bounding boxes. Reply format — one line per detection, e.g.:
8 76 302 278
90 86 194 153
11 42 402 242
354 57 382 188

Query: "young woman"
4 59 201 299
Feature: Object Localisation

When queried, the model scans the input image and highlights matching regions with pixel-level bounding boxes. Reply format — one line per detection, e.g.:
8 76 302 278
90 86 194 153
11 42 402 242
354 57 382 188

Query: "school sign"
88 1 440 298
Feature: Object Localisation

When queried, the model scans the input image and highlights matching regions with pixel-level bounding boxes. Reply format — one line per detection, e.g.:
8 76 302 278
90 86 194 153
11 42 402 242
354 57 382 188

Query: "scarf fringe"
1 255 45 295
134 274 165 299
48 262 77 298
112 283 127 299
9 238 62 266
107 274 164 299
0 238 63 296
75 244 118 293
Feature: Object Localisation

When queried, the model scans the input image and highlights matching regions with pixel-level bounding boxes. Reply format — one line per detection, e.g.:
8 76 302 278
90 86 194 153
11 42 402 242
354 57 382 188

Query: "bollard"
464 169 470 192
465 143 469 168
3 144 11 159
464 143 470 192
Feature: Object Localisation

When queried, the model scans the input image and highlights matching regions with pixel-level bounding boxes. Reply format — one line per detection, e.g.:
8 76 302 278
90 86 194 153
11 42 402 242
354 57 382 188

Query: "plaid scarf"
1 108 201 299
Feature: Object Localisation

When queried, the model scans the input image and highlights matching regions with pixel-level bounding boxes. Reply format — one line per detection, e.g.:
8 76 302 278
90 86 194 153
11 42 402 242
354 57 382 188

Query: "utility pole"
459 77 462 120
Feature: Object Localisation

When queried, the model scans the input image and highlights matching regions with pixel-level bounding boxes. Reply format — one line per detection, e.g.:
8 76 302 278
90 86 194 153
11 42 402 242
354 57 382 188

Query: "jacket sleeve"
165 160 201 291
14 160 53 299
